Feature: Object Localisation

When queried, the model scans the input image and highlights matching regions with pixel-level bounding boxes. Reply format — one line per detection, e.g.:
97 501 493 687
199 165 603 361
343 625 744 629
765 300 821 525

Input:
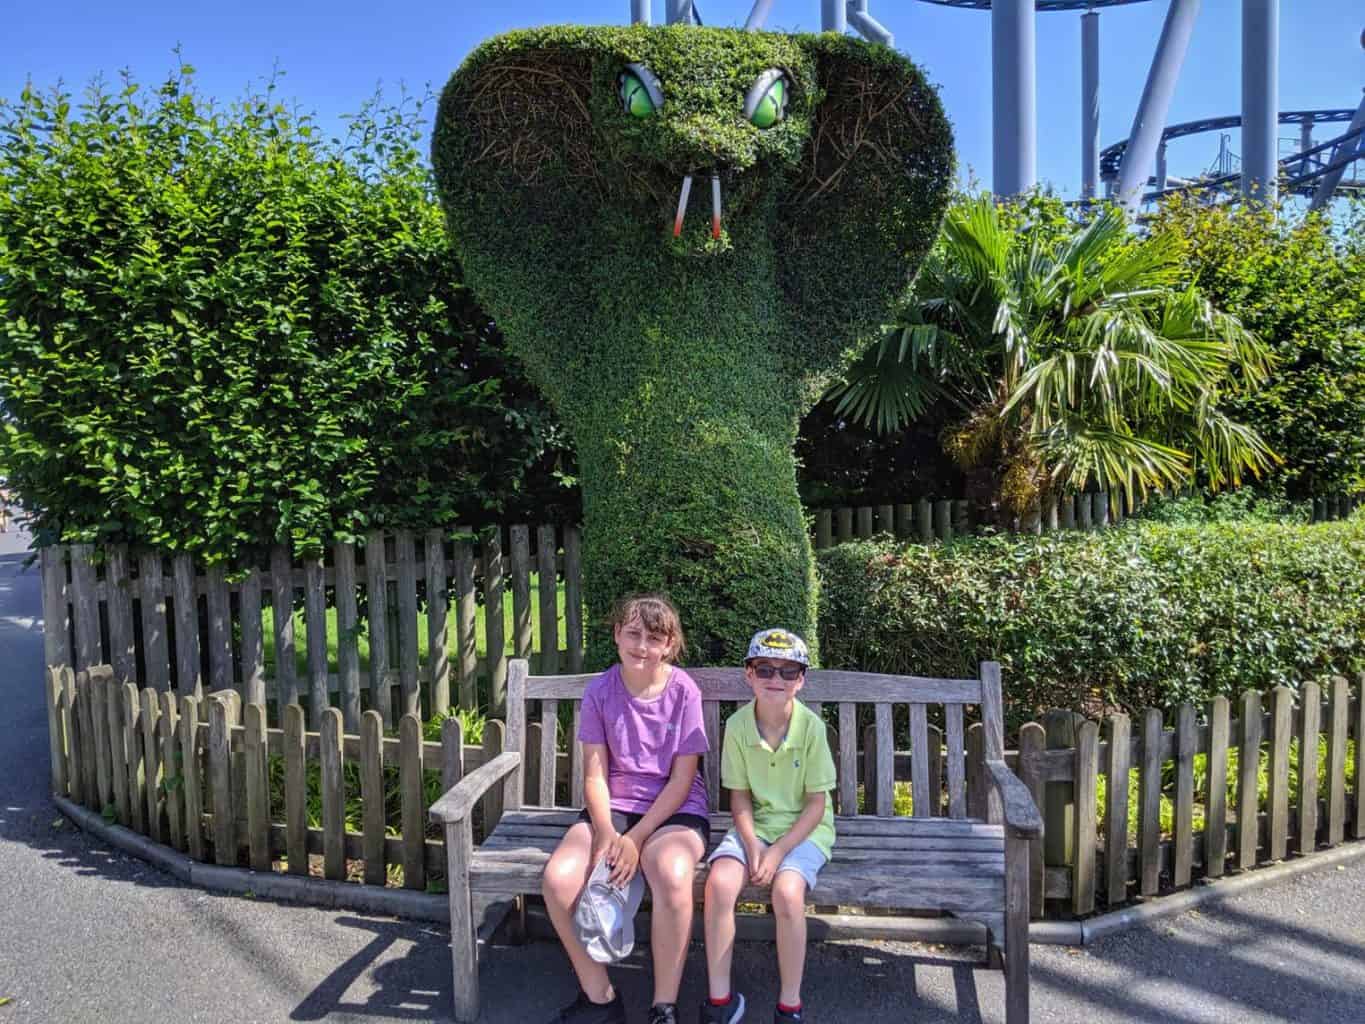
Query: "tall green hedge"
433 26 953 665
818 519 1365 723
0 69 570 559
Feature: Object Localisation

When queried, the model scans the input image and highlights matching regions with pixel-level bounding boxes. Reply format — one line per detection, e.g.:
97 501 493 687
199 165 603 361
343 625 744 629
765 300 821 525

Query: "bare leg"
541 821 612 1002
703 856 747 1001
640 826 706 1005
771 870 809 1007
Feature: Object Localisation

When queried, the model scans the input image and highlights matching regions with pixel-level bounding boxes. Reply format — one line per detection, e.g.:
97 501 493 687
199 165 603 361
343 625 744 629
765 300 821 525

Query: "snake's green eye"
744 70 788 129
619 63 663 118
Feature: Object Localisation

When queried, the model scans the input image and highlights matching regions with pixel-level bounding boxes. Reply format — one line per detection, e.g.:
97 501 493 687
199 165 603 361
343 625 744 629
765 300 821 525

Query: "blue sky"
4 1 1361 197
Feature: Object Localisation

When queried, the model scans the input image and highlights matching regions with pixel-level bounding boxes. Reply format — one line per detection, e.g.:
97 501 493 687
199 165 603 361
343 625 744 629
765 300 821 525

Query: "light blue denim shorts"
708 828 827 891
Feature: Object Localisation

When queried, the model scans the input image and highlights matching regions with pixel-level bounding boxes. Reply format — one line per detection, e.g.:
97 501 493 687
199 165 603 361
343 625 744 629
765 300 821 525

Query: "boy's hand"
751 845 785 887
606 832 640 887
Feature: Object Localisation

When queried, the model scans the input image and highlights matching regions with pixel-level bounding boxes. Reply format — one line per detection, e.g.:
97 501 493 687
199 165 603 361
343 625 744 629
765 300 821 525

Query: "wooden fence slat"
1237 690 1263 870
909 703 930 817
425 530 451 717
45 669 69 799
304 556 330 728
284 703 307 875
1205 696 1230 877
838 702 857 816
364 532 391 729
77 669 99 810
481 719 506 836
210 696 235 866
41 547 72 673
537 525 559 675
876 503 894 537
205 562 233 693
395 531 421 719
1017 722 1046 918
180 695 203 860
322 708 346 881
454 536 478 711
510 526 533 664
1104 713 1131 906
171 553 201 698
123 683 144 834
400 713 425 890
106 545 137 682
1173 704 1196 887
443 715 465 794
1355 675 1365 841
160 691 183 851
244 702 270 871
945 703 966 819
333 544 361 732
140 687 162 842
1298 683 1320 855
1268 687 1293 861
856 506 874 539
1327 677 1349 847
539 701 558 807
91 669 113 811
564 526 584 674
934 499 952 542
70 544 100 671
837 507 854 543
895 503 914 540
1139 708 1162 896
63 668 85 807
483 531 508 716
240 568 266 707
137 552 170 692
570 701 585 808
1073 720 1099 916
105 671 129 824
874 703 894 816
271 546 299 711
815 509 833 550
361 710 387 886
1042 711 1078 868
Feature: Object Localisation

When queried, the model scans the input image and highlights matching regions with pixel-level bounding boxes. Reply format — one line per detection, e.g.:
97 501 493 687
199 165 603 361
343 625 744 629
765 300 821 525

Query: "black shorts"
576 807 710 848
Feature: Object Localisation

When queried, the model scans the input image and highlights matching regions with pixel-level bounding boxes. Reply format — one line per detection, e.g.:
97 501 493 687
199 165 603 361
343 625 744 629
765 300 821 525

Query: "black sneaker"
773 1006 803 1024
649 1004 679 1024
699 993 746 1023
548 988 627 1024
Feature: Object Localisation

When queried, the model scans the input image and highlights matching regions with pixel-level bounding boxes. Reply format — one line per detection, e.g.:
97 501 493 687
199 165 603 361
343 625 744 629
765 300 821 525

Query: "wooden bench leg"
446 821 480 1023
1004 834 1030 1024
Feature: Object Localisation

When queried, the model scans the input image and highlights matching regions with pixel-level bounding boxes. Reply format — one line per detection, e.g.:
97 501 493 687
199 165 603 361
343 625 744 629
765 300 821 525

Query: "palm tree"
824 194 1277 519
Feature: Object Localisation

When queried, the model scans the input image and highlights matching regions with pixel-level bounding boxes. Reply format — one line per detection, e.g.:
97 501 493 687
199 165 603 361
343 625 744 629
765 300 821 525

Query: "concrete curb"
54 796 1365 949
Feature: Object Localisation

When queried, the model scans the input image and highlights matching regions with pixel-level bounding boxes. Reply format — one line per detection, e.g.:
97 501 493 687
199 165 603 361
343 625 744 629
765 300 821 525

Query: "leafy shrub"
0 65 571 559
817 521 1365 724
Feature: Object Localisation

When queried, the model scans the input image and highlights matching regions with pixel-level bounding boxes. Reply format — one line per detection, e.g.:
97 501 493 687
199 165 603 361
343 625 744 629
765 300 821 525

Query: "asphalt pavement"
2 525 1363 1023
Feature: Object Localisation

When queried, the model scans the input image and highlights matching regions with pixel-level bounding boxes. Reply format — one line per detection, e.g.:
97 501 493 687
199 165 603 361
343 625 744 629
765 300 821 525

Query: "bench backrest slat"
506 660 1003 823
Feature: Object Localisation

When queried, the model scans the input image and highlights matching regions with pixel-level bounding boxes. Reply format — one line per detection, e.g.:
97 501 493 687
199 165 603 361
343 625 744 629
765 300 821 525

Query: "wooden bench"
432 658 1042 1023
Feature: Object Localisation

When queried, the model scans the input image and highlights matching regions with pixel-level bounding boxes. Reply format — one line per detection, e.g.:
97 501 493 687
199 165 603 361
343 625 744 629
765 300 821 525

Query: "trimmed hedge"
817 519 1365 724
432 26 953 666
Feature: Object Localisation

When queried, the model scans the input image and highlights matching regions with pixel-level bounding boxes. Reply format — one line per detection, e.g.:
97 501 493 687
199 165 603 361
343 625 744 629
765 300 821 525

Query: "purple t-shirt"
577 664 710 818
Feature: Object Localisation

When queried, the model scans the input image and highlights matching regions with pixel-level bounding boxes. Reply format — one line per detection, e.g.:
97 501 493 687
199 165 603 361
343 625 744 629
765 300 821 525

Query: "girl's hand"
751 845 785 887
606 832 640 887
591 827 618 869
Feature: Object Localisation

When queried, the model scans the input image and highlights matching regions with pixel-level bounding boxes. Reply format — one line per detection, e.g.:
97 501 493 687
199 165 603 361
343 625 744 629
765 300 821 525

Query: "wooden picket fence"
812 491 1360 549
39 525 584 732
44 662 1363 917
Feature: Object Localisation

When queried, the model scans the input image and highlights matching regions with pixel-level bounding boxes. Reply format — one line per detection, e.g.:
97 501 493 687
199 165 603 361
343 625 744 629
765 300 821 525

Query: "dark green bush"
817 520 1365 723
0 66 571 559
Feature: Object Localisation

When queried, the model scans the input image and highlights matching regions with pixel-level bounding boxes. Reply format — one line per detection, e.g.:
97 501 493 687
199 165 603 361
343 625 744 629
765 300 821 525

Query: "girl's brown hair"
609 592 686 662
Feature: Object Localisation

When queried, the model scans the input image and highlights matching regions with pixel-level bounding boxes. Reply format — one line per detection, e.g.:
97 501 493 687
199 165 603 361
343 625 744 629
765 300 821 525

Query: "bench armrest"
984 759 1043 839
429 751 522 827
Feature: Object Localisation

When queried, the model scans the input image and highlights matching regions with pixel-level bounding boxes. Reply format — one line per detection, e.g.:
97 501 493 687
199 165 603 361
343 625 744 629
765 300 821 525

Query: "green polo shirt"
720 699 837 859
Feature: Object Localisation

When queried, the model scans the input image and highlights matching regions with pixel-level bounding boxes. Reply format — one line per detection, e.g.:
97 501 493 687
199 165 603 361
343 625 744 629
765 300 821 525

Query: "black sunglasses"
751 664 804 681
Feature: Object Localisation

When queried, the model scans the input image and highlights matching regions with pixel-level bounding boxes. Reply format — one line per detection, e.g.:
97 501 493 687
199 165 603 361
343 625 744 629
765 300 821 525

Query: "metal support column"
1081 10 1100 199
1300 115 1314 156
1241 0 1280 204
847 1 893 47
1155 141 1168 192
993 0 1037 196
1309 91 1365 212
666 0 693 25
822 0 846 33
1117 0 1201 214
631 0 650 25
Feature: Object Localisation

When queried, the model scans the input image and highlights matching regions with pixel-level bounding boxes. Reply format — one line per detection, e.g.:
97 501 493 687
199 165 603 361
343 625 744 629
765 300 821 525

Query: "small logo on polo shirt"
793 759 800 768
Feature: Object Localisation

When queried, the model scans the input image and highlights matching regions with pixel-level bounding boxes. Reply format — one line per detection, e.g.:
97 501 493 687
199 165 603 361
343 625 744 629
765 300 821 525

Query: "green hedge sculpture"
433 25 954 666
